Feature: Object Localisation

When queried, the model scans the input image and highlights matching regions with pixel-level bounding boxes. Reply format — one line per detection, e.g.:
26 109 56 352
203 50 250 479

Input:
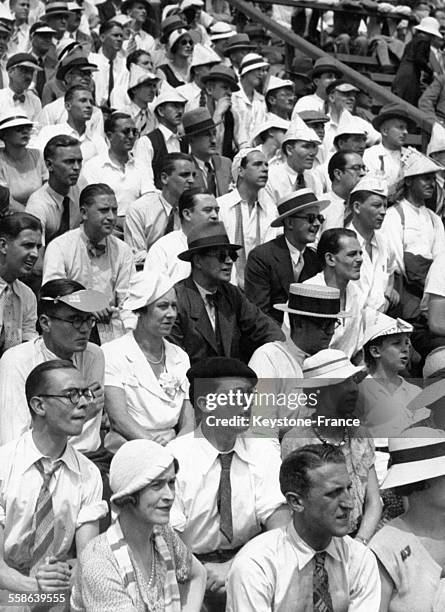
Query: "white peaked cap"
282 123 321 146
350 174 388 197
190 43 220 68
402 148 443 178
265 75 294 95
362 311 413 346
127 64 159 92
335 113 367 139
427 122 445 156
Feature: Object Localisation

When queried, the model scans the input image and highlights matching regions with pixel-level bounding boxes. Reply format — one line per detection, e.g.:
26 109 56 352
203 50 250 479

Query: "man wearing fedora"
177 43 220 112
202 63 239 159
363 104 414 192
0 53 43 121
263 124 323 209
136 86 187 189
293 57 343 115
124 152 195 268
245 190 325 324
223 32 254 78
42 0 69 41
232 52 269 149
218 148 277 289
170 221 284 364
183 107 232 198
227 443 380 611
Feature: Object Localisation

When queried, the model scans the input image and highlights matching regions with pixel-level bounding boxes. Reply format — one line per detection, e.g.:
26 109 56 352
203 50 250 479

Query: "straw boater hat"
427 122 445 156
372 103 415 131
178 221 242 262
274 283 351 318
201 64 239 91
300 349 366 387
223 33 255 56
210 21 235 41
414 16 443 39
0 113 33 133
311 57 343 79
381 427 445 489
271 189 330 228
30 21 57 36
350 174 388 197
43 1 70 19
362 311 413 347
239 53 269 78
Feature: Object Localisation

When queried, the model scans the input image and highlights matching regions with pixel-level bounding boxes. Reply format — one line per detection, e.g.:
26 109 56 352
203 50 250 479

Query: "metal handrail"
228 0 433 133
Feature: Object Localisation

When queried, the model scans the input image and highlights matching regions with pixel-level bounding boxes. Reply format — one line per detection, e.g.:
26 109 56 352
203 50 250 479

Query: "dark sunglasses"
117 127 138 136
204 249 239 263
291 213 325 225
179 38 194 46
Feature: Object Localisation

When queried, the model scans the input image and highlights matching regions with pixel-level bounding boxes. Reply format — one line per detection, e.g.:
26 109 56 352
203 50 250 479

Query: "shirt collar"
225 188 266 212
0 277 18 294
20 430 81 475
285 237 303 257
194 156 208 172
194 424 255 472
194 280 214 302
349 222 377 247
287 522 342 569
104 151 134 169
158 123 177 141
46 183 69 207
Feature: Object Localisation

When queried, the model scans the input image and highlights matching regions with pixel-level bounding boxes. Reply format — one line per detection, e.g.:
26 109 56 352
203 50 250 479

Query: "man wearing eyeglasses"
304 227 365 359
245 190 326 324
0 359 107 600
0 279 109 464
170 221 284 364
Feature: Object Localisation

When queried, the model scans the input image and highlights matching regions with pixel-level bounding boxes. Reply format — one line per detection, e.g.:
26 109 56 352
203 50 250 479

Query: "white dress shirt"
133 123 182 171
0 87 41 122
167 430 285 554
124 191 180 266
32 121 107 162
0 431 107 573
347 222 395 312
90 50 129 108
231 86 267 148
226 522 380 612
363 143 407 189
0 337 104 452
81 151 154 217
120 100 157 137
38 100 104 137
143 229 190 285
421 251 445 311
381 198 445 276
263 161 323 209
293 92 325 114
8 23 30 55
321 189 346 232
304 271 367 357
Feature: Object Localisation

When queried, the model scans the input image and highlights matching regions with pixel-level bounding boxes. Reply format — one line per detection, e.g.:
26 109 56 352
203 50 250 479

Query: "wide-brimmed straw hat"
381 428 445 489
0 113 33 132
271 189 330 228
178 221 242 261
274 283 351 318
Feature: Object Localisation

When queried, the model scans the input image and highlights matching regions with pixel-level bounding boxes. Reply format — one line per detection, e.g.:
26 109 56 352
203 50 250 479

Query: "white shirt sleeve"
348 542 381 611
42 238 67 284
77 460 108 526
226 553 274 612
0 348 30 445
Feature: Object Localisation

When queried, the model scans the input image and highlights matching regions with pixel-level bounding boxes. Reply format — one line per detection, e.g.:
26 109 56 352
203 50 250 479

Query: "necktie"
222 109 235 159
0 284 20 353
35 56 45 100
57 196 70 237
164 206 178 235
293 252 304 281
199 88 207 107
206 292 218 307
365 238 373 261
296 172 306 189
13 93 25 103
217 451 234 542
107 58 114 106
313 552 334 612
29 459 62 575
127 33 137 55
205 161 217 196
87 241 107 258
135 108 148 135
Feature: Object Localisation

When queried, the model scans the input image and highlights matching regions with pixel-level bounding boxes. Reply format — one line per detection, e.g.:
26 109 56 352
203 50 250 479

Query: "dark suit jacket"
244 235 322 324
192 155 232 197
169 276 284 364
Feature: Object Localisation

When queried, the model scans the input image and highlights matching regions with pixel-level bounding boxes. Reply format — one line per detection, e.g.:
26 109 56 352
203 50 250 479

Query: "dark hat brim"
57 59 98 81
372 109 416 131
178 241 243 262
183 118 222 137
223 43 255 56
201 72 239 91
311 66 343 79
121 0 150 13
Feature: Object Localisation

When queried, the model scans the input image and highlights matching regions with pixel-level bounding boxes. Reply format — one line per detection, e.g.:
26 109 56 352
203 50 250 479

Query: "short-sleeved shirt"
281 425 375 532
167 430 285 554
421 251 445 311
0 149 47 210
0 431 107 572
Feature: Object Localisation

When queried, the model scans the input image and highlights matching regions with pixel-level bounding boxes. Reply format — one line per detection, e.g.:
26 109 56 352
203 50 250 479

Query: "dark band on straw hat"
288 293 340 316
388 440 445 467
0 115 29 127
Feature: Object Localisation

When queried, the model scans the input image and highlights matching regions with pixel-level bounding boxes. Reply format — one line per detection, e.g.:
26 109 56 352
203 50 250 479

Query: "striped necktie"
29 459 62 575
313 551 334 611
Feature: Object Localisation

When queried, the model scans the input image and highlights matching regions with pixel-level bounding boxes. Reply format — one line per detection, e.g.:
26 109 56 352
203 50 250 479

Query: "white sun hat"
300 348 366 387
362 311 413 346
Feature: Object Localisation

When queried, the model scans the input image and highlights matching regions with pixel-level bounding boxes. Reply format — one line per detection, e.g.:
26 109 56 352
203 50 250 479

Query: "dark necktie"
199 88 207 107
313 551 334 612
205 161 217 196
107 58 114 106
35 56 45 100
217 451 234 542
13 93 25 103
222 109 235 159
296 172 306 189
87 241 107 258
29 459 61 575
205 292 218 307
164 206 178 235
58 196 70 236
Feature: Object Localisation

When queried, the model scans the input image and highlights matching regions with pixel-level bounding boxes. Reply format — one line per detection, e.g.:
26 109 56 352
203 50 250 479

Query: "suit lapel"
184 278 219 353
215 288 235 356
272 235 294 290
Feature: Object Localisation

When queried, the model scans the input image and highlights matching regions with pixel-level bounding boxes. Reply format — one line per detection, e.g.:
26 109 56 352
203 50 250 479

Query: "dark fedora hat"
56 53 98 81
271 189 330 228
311 57 343 79
372 104 416 131
121 0 150 13
223 33 255 56
178 221 242 261
201 64 239 91
182 108 220 137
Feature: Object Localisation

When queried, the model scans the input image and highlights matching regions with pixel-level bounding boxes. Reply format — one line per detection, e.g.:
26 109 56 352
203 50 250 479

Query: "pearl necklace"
312 425 348 447
147 539 156 588
144 344 165 365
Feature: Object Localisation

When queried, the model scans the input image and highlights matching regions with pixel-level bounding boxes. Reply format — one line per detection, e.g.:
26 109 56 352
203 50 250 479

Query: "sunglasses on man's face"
291 213 325 225
204 249 239 263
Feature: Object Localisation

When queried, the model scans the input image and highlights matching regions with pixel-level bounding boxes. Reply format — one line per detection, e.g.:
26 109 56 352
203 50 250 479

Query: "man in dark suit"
170 221 284 364
29 21 58 99
182 108 232 198
244 189 329 324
